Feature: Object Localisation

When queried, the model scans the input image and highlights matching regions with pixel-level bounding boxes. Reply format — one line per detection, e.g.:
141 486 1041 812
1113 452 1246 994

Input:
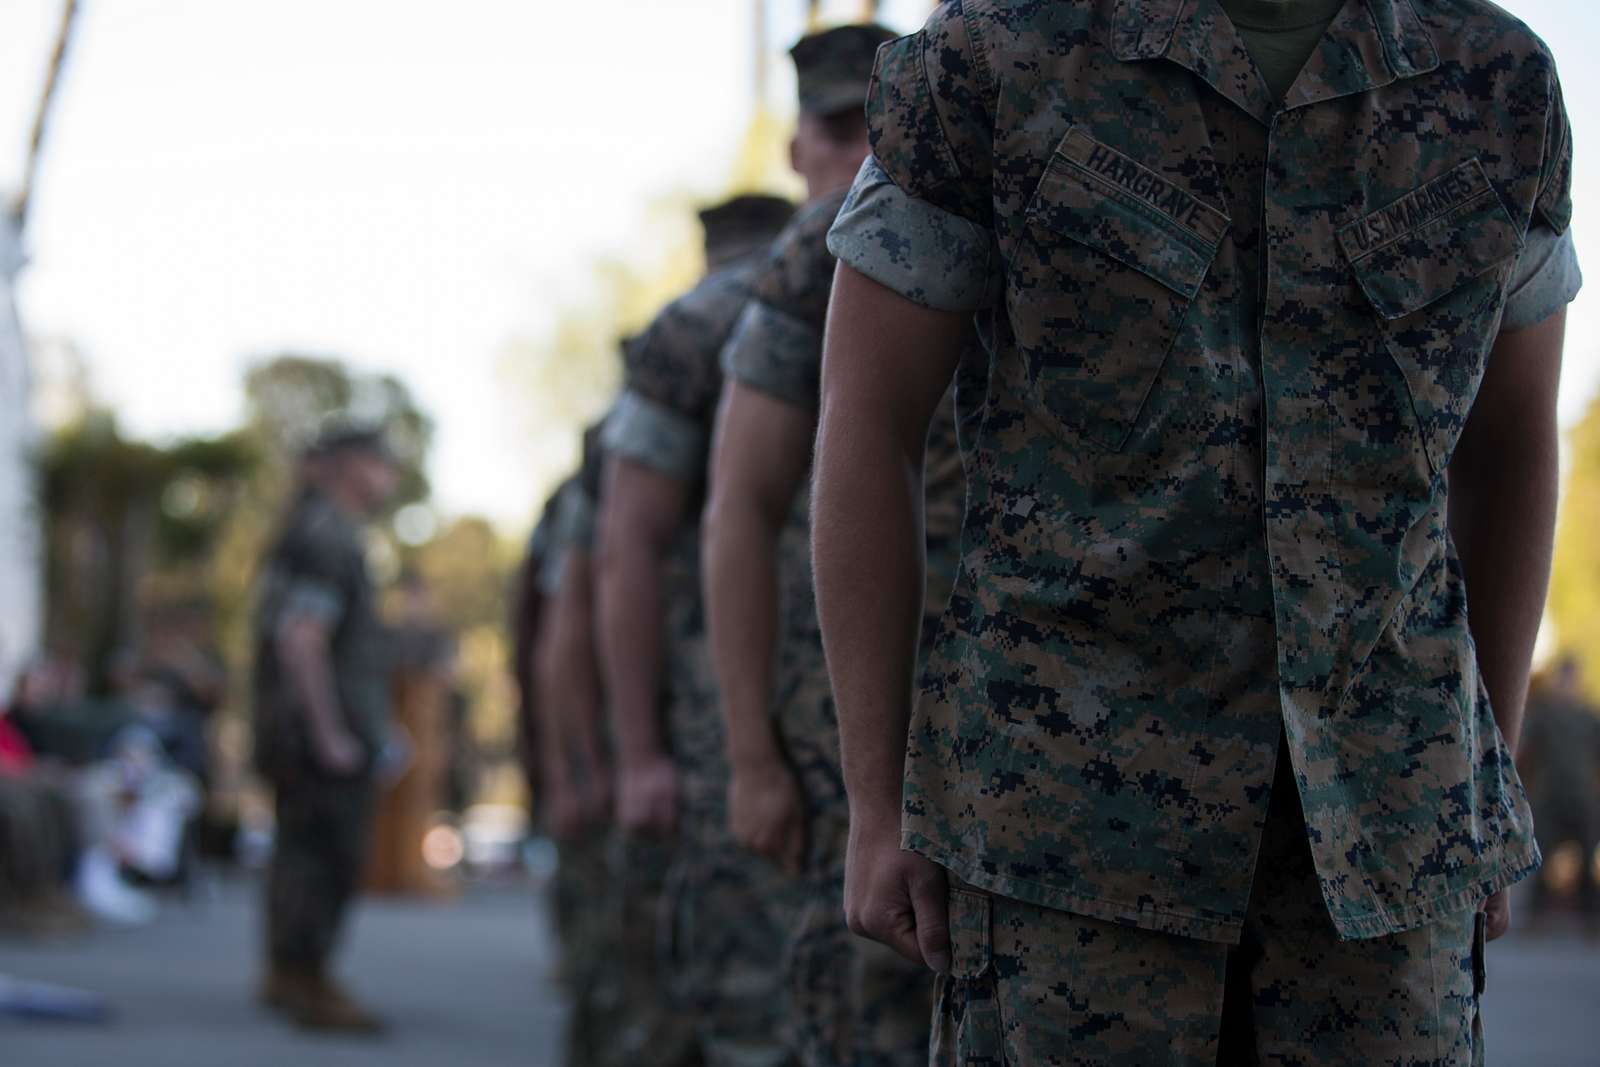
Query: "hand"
1483 889 1511 942
844 807 950 973
729 758 808 875
541 778 585 841
311 725 365 777
578 763 614 829
616 752 679 835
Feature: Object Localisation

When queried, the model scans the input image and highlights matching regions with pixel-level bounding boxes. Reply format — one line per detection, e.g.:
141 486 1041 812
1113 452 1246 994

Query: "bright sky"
1 0 1597 530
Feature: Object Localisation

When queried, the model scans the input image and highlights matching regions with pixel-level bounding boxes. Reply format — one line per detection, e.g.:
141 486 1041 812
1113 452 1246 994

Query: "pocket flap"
1342 159 1523 321
1028 128 1227 300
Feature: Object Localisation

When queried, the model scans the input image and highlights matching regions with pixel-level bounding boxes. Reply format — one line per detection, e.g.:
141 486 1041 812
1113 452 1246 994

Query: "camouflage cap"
790 23 897 116
309 418 397 464
698 194 795 267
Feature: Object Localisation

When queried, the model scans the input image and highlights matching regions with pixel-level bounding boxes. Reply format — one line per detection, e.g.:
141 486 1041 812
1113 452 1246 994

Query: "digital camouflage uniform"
546 421 702 1067
253 487 388 976
602 195 799 1067
724 167 985 1061
533 473 616 1067
827 0 1580 1062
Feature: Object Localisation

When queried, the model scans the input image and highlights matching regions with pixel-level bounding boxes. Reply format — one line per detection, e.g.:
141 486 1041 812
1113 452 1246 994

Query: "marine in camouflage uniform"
815 0 1580 1062
522 463 615 1067
550 411 703 1067
253 426 399 1033
704 23 979 1067
597 195 798 1067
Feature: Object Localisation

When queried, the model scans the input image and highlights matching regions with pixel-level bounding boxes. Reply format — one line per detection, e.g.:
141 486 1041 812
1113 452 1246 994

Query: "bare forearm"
597 538 668 766
813 418 927 817
704 496 787 767
278 625 345 742
1450 450 1559 754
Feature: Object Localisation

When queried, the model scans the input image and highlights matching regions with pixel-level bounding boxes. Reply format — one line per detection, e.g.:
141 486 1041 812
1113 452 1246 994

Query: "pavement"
0 875 567 1067
1 876 1597 1066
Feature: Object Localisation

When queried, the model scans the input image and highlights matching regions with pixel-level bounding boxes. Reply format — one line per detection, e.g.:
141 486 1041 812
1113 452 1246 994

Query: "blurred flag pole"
11 0 81 230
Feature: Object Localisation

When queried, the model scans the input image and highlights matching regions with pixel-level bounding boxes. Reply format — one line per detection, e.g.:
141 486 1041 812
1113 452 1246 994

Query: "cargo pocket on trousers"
931 886 1006 1066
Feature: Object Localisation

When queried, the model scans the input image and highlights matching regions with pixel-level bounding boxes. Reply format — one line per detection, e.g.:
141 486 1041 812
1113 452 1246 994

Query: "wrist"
727 727 788 776
847 786 903 832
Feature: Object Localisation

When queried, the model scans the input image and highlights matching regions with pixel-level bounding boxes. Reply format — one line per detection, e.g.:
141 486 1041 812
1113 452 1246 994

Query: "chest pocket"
1342 159 1523 475
1011 128 1227 451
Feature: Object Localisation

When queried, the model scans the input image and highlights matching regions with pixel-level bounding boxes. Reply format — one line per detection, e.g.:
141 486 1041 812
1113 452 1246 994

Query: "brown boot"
257 965 316 1013
289 974 387 1036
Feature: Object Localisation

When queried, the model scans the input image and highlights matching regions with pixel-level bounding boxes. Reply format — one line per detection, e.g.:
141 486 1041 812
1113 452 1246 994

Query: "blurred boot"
257 965 313 1012
290 974 387 1036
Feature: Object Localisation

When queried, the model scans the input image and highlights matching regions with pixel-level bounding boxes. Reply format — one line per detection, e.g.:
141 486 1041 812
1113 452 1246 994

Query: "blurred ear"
789 133 802 178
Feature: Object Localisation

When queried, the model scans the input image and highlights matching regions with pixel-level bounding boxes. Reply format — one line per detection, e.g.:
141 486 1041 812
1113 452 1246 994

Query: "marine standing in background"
253 426 400 1035
1520 655 1600 935
815 0 1578 1062
701 23 951 1066
596 194 796 1066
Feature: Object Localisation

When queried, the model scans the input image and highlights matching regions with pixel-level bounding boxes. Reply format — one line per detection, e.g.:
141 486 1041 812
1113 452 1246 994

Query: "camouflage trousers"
546 830 704 1067
554 833 625 1067
786 818 934 1067
264 774 375 972
775 557 935 1067
663 821 797 1067
934 747 1485 1066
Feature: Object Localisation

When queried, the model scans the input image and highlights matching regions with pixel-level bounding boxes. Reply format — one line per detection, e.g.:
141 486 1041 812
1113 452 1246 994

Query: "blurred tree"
1550 394 1600 700
38 412 257 693
403 517 521 777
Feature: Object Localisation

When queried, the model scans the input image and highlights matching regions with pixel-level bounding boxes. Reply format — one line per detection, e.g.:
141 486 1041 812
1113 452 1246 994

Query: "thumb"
909 865 952 974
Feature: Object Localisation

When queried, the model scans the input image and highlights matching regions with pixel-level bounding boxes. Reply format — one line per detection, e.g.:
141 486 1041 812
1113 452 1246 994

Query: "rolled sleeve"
829 156 1001 312
600 388 708 482
721 301 823 409
1502 225 1582 332
280 579 344 626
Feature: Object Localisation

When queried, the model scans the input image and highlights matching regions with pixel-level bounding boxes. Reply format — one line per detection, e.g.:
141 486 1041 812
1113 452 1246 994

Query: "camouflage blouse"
828 0 1575 943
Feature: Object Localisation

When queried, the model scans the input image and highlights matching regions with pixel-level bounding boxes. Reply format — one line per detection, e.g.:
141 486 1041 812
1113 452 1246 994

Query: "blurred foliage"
498 110 798 519
1550 393 1600 700
38 412 258 690
403 517 522 772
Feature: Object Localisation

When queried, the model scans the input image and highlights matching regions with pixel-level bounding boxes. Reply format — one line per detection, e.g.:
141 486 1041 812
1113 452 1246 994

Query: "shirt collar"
1110 0 1439 122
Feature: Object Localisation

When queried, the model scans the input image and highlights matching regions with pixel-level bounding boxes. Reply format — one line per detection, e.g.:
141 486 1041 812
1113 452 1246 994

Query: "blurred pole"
12 0 81 230
754 0 769 107
807 0 822 29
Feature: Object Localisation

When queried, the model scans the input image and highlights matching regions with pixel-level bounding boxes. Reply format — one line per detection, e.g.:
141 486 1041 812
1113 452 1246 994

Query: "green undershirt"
1221 0 1349 101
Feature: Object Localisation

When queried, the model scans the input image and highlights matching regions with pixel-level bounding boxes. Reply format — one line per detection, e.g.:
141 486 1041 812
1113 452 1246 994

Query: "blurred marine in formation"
814 1 1578 1063
702 23 950 1066
597 194 796 1065
252 425 399 1034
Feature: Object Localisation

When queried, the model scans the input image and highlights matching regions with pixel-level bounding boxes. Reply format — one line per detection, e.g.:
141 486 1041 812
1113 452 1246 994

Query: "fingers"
1483 892 1511 941
908 862 951 974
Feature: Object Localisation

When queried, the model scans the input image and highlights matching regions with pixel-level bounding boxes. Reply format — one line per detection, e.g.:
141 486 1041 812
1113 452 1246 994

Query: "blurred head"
328 445 400 517
314 424 401 517
697 195 796 270
791 107 871 201
788 23 896 200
